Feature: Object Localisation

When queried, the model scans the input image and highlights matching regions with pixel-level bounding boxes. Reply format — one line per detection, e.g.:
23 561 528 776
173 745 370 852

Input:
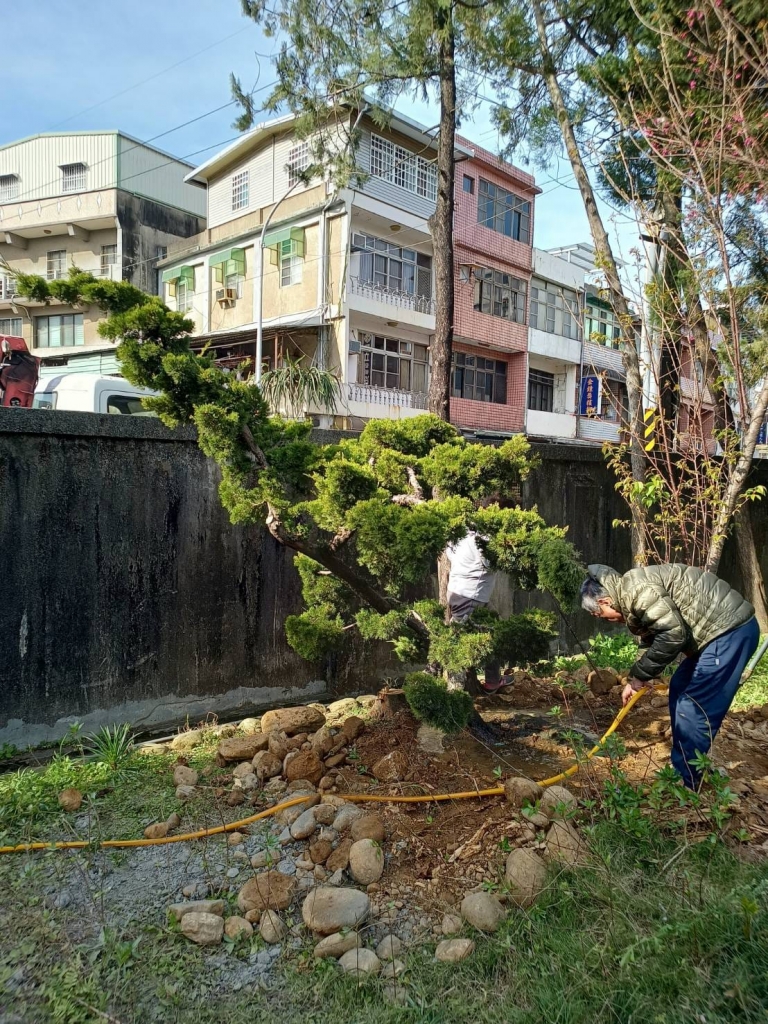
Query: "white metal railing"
349 276 436 315
0 275 15 301
347 382 429 409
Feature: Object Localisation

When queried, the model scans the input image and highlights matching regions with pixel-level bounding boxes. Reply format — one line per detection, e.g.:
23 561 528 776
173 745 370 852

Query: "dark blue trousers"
668 616 759 788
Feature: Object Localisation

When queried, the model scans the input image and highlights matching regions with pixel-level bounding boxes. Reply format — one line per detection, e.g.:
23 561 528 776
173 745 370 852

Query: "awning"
209 247 245 274
161 265 195 286
263 226 305 253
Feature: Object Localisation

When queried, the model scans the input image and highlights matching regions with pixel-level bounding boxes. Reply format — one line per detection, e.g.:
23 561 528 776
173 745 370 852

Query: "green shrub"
403 672 474 734
589 632 639 672
285 605 345 661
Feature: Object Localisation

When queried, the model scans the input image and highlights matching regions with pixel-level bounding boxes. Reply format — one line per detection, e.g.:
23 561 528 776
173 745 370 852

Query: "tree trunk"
734 504 768 632
428 15 456 421
530 0 646 565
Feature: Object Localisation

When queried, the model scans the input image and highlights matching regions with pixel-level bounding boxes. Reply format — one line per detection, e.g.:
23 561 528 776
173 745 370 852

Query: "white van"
33 374 158 415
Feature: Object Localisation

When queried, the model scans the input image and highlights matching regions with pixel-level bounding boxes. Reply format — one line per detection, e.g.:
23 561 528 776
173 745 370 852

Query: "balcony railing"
349 276 436 315
347 382 429 410
0 276 15 301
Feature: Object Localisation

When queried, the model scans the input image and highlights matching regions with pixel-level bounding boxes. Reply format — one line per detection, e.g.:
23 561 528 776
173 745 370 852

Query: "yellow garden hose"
0 685 660 855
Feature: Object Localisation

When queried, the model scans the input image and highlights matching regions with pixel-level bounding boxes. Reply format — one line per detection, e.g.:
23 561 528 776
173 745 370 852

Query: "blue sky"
5 0 638 257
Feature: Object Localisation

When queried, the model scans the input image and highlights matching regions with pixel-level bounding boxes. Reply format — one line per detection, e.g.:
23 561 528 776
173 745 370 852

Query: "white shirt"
445 531 495 603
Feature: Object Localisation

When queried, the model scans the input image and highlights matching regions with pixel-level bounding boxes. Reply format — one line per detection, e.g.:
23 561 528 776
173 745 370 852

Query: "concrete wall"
1 410 765 744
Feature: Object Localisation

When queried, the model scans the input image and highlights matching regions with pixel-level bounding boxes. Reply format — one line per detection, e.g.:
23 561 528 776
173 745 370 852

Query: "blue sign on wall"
580 375 601 416
758 422 767 446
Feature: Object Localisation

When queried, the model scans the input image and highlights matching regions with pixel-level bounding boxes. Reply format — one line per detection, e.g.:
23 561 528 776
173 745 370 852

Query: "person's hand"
622 679 645 706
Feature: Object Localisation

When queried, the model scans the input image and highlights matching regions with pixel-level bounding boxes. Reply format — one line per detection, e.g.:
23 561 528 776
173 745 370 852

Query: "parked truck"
33 374 158 415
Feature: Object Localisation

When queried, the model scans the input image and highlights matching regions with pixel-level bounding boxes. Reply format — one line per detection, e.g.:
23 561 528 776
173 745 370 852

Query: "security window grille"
36 313 84 348
473 265 526 323
279 239 303 287
232 170 249 211
585 302 621 347
100 244 117 276
528 369 554 412
462 175 474 194
61 163 87 193
0 316 22 335
352 233 432 298
358 333 429 393
47 250 67 280
0 275 16 301
452 352 507 404
225 271 244 298
477 178 531 244
176 279 193 312
370 134 437 202
287 142 310 187
0 174 19 201
530 278 580 339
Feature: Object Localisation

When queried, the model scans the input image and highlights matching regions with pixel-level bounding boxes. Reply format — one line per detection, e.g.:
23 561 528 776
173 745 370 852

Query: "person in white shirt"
445 531 512 693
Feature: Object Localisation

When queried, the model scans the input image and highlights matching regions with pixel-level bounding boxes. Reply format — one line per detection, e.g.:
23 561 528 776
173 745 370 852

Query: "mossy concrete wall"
1 409 764 744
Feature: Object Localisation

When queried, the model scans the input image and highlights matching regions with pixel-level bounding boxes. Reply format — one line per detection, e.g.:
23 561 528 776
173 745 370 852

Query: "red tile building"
450 139 540 435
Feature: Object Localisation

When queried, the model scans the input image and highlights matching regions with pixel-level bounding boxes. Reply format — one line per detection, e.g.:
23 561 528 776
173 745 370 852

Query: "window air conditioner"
216 288 237 305
349 337 361 354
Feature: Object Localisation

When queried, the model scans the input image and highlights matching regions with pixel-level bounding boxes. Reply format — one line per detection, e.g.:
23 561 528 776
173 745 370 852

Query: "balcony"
526 409 577 439
0 275 15 301
345 382 428 421
577 416 622 444
348 276 436 325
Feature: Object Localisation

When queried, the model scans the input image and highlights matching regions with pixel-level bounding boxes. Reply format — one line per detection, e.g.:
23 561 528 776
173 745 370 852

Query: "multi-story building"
0 131 206 376
450 141 538 436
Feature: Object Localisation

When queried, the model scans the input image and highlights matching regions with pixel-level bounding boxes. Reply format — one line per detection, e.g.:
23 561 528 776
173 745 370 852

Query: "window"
585 301 621 348
176 278 192 312
462 175 474 194
61 163 87 193
528 368 554 412
358 333 429 393
225 271 244 299
530 278 580 339
477 178 531 244
472 265 526 324
156 245 168 261
279 239 303 287
0 275 16 301
352 233 432 298
36 313 84 348
452 352 507 404
0 316 22 335
232 170 249 211
0 174 19 202
47 250 67 280
370 133 437 202
107 395 153 416
287 142 310 187
100 244 117 277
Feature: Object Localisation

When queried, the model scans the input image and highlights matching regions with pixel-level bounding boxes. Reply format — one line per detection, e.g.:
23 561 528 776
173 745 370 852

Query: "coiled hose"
0 685 656 855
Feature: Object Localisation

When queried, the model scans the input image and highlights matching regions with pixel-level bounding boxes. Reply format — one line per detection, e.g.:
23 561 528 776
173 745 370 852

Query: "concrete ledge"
0 407 196 442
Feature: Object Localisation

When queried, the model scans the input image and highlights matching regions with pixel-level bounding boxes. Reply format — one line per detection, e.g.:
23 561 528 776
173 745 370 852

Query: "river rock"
314 931 362 958
338 947 381 977
332 805 364 833
285 750 324 786
545 820 588 867
326 838 353 873
314 803 338 826
372 750 409 782
381 959 406 980
167 900 225 922
441 913 463 936
375 934 402 961
237 872 296 913
504 777 544 809
341 716 365 742
460 892 506 933
260 706 326 737
224 916 253 940
301 886 370 934
417 724 446 754
505 849 547 908
227 790 246 807
349 839 384 885
218 735 267 762
180 912 224 945
259 909 286 944
173 765 199 787
351 814 386 843
309 838 334 864
435 938 475 963
239 717 261 734
311 727 336 757
268 731 290 760
175 785 197 801
57 788 83 813
290 808 318 841
252 750 284 779
170 729 203 752
143 822 169 840
588 667 619 695
539 785 578 819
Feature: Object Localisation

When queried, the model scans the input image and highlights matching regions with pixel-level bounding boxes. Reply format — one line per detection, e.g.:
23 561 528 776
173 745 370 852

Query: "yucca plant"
83 723 136 776
260 354 342 419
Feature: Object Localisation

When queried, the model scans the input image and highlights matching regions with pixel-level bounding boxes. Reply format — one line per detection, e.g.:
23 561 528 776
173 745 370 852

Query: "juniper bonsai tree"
15 270 584 729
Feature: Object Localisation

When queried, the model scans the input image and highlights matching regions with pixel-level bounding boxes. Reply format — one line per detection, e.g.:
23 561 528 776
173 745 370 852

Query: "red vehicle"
0 335 39 408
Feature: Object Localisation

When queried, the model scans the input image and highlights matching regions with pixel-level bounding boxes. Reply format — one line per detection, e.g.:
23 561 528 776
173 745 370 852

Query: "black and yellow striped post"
643 406 657 452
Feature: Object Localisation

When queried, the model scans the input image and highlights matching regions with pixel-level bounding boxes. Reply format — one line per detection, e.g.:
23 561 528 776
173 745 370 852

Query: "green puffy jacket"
587 563 754 681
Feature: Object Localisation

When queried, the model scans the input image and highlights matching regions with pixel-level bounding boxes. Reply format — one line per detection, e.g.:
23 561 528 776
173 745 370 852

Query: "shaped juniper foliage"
14 270 584 699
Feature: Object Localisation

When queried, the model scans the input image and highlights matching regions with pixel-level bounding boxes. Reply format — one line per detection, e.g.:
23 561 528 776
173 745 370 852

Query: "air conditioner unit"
349 337 361 354
216 287 237 306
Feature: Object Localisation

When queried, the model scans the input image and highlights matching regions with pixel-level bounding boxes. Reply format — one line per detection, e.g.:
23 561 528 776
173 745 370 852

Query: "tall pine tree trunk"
530 0 646 565
428 15 456 421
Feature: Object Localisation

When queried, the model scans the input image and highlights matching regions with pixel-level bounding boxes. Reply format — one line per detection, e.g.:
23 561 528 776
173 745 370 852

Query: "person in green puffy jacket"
579 563 759 789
